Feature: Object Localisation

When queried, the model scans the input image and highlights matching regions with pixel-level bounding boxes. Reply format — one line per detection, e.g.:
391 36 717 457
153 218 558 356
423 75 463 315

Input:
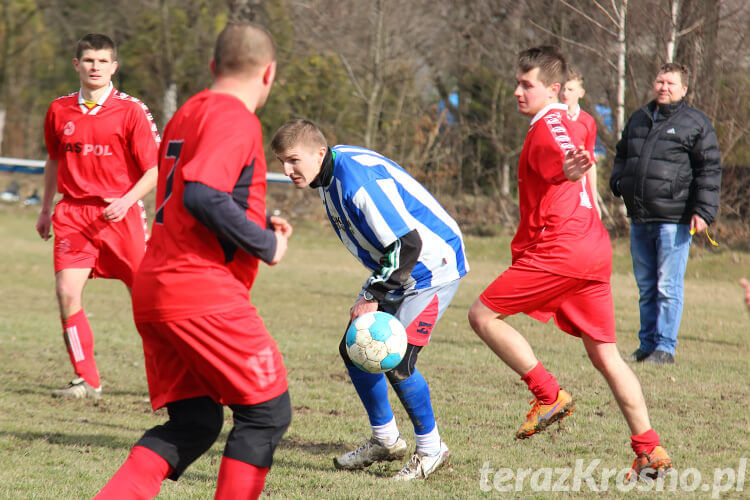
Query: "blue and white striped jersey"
319 145 469 291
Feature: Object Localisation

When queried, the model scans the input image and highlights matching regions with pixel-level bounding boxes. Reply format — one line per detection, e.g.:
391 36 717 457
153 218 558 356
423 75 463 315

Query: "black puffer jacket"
610 99 721 225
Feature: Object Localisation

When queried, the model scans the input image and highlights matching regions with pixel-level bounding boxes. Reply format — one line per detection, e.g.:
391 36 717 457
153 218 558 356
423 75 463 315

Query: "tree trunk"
615 0 628 138
364 0 385 150
162 82 177 129
666 0 681 62
0 108 5 155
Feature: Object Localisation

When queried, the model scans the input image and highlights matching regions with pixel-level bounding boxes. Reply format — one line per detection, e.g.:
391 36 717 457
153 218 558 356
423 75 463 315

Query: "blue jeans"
629 223 692 356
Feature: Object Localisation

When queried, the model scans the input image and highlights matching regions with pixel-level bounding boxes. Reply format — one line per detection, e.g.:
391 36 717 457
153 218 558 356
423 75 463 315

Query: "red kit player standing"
36 33 160 399
467 46 673 480
95 23 292 499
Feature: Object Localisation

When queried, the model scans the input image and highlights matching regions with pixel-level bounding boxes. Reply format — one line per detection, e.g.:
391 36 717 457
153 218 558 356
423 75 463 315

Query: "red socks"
521 361 560 405
62 309 100 388
631 428 660 455
94 446 172 499
215 456 269 500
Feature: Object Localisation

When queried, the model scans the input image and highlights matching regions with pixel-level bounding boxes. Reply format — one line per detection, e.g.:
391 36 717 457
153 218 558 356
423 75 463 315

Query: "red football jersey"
44 84 160 199
512 103 611 282
133 90 269 322
568 107 597 163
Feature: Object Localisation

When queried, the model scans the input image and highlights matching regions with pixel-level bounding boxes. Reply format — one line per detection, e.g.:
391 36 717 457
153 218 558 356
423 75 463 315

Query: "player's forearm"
41 158 58 211
122 166 158 205
366 229 422 300
183 181 277 263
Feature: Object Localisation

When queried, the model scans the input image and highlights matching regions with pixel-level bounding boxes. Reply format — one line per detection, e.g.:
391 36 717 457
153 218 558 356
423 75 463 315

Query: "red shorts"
136 305 288 410
52 197 148 287
479 261 616 343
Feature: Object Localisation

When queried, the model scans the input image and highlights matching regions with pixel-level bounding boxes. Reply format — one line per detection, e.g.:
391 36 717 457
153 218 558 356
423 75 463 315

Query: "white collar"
78 82 114 115
566 104 580 121
530 103 568 126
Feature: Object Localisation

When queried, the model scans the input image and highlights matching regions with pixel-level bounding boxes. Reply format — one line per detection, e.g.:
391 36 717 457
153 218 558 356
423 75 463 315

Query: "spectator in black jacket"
610 62 721 365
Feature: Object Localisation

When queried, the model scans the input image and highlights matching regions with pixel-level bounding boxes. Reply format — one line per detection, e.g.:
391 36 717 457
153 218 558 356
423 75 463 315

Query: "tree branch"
559 0 618 36
528 20 618 71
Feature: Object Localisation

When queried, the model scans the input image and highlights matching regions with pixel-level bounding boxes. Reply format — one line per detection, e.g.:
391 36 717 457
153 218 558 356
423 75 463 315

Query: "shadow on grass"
271 437 353 472
29 385 150 399
278 436 344 455
0 430 132 450
680 335 744 347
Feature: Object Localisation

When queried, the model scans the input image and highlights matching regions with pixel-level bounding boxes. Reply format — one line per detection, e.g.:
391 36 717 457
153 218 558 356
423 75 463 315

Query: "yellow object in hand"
690 227 718 246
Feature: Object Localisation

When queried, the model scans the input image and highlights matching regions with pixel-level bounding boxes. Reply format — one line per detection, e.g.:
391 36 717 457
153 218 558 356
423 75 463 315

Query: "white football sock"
415 425 441 456
372 418 400 447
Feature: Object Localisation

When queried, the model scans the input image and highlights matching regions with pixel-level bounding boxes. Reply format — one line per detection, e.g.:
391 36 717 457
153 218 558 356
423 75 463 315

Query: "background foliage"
1 0 748 242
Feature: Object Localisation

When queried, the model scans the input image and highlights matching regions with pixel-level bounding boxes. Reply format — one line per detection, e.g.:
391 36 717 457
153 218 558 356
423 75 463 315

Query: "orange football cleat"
515 389 575 439
626 445 673 481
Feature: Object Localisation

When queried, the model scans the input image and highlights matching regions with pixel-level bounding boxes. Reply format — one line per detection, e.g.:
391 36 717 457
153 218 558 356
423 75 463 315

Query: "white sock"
372 418 400 447
415 425 441 456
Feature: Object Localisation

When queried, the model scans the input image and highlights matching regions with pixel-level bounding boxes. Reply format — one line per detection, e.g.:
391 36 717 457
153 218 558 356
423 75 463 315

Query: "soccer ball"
345 311 408 373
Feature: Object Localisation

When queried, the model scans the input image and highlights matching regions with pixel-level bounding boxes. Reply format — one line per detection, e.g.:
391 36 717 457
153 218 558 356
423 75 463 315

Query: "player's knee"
55 281 82 314
468 299 505 338
386 344 421 384
225 391 291 468
136 396 223 479
468 299 487 334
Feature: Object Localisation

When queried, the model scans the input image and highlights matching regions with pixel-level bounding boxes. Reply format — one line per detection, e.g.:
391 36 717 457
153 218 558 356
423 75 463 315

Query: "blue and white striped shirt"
319 145 469 291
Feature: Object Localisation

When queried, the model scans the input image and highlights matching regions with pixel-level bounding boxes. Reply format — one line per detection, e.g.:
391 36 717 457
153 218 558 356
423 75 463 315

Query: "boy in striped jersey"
272 119 469 480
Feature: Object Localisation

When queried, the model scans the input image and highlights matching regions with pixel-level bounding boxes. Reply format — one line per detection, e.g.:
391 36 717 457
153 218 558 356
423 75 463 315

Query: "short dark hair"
657 62 689 87
214 22 276 76
518 45 567 87
271 119 328 155
76 33 116 60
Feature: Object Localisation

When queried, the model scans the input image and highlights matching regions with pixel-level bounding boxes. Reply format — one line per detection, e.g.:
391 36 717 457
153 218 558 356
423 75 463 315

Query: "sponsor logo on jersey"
63 142 114 156
63 121 75 136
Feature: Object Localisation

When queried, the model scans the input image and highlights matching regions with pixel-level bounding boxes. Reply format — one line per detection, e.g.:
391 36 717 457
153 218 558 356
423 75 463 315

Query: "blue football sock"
346 365 394 426
390 369 436 435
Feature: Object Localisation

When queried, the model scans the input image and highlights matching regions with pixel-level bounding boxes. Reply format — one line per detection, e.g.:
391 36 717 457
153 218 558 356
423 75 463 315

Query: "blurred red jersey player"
562 68 602 218
468 46 673 481
95 23 292 500
36 33 159 399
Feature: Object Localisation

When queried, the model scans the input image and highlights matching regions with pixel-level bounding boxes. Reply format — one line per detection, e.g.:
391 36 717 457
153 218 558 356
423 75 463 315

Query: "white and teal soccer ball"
345 311 408 374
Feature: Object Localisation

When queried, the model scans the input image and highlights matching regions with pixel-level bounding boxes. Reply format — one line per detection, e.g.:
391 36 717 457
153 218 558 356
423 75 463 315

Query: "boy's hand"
563 146 592 182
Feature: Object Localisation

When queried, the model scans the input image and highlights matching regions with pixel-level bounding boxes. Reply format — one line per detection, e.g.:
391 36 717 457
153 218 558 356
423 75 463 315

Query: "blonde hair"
567 68 584 88
271 119 328 154
657 62 689 87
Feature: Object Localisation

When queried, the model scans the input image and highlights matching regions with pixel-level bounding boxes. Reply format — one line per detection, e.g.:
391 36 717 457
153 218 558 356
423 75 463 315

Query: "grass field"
0 205 748 499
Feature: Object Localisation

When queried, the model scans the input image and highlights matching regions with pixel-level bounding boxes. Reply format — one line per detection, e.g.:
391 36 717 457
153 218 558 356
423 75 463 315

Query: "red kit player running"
95 23 292 499
36 33 160 399
467 46 673 481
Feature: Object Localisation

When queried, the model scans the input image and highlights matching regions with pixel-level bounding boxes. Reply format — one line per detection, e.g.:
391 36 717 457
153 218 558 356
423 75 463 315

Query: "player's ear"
209 59 216 75
550 82 561 98
262 60 276 86
111 60 119 75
